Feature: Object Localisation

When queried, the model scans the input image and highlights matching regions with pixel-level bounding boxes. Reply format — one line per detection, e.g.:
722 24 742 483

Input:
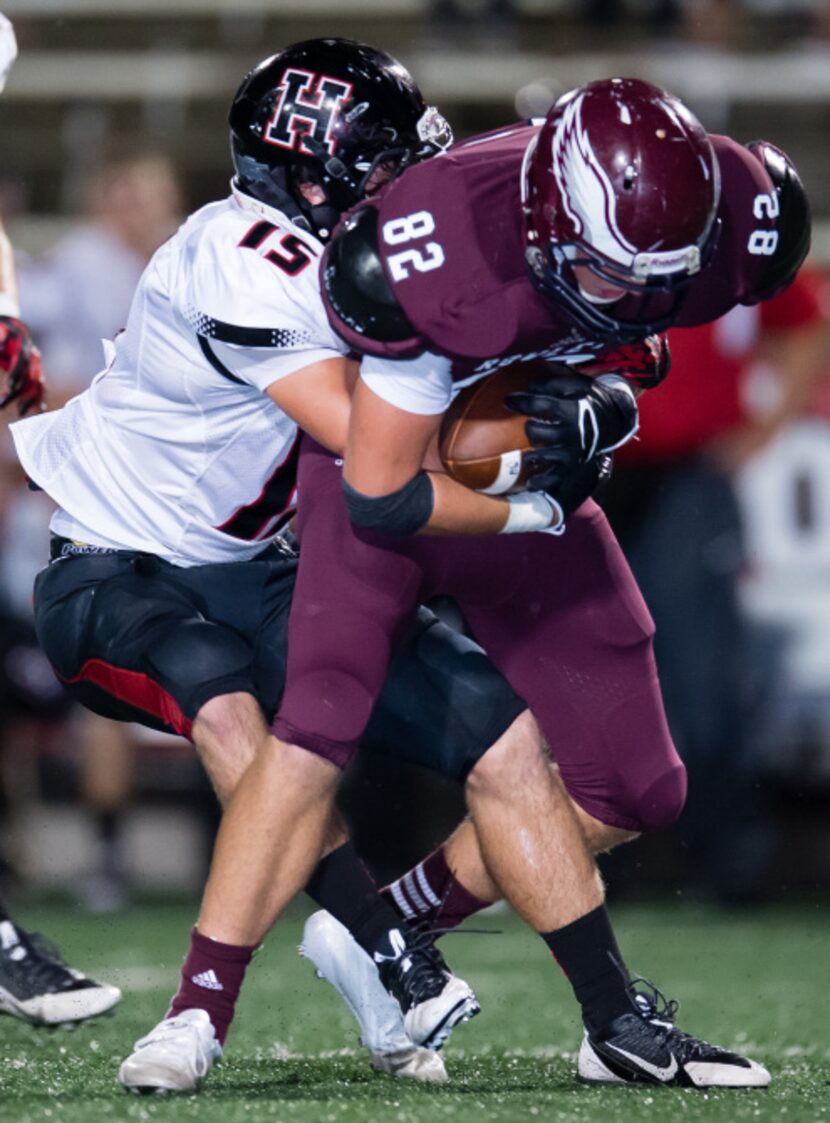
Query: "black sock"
306 842 413 960
541 904 635 1034
96 809 119 846
0 894 10 923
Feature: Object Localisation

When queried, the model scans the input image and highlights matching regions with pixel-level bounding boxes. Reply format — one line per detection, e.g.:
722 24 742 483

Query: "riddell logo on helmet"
265 69 353 157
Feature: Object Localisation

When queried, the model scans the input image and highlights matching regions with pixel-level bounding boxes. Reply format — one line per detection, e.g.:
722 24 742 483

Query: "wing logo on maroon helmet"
551 92 704 279
552 93 637 268
265 68 353 157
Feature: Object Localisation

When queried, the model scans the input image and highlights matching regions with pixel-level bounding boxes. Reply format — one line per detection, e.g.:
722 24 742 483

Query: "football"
438 360 551 494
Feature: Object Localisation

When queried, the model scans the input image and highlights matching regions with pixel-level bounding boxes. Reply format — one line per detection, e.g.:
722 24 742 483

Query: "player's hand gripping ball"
438 359 620 522
439 358 630 486
438 362 545 495
0 317 46 416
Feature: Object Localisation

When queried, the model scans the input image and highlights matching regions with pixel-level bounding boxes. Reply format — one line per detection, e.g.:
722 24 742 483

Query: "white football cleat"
118 1009 222 1094
0 920 121 1026
300 910 447 1083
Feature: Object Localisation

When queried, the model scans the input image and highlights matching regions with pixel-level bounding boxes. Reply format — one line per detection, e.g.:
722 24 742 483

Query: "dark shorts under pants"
33 539 524 784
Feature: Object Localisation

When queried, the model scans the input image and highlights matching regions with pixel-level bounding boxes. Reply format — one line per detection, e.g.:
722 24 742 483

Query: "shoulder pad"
746 140 811 301
322 206 415 344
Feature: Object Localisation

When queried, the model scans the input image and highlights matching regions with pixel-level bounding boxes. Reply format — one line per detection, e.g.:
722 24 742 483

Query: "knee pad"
276 664 381 771
625 759 688 832
641 759 688 830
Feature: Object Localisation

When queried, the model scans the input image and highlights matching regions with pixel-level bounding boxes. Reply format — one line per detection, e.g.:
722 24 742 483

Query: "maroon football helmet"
522 78 721 343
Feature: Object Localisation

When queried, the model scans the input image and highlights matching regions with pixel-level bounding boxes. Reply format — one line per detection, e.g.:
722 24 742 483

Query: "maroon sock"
382 846 490 931
166 927 256 1045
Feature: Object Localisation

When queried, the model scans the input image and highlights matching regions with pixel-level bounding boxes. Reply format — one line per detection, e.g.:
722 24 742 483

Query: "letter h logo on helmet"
265 69 353 157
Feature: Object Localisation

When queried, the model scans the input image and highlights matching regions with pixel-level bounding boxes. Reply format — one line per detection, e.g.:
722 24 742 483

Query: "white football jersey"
12 187 348 566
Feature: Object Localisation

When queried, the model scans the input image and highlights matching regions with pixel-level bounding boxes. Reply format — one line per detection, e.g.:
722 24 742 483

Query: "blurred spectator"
581 1 687 33
429 0 517 47
733 272 830 799
2 154 181 910
579 0 748 39
682 0 742 46
601 268 828 901
17 153 181 403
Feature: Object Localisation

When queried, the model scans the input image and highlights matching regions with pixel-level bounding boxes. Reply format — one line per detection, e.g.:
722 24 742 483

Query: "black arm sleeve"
342 471 434 537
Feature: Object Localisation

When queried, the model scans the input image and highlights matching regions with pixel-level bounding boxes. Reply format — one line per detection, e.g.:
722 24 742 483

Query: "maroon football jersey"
322 125 779 380
676 134 781 326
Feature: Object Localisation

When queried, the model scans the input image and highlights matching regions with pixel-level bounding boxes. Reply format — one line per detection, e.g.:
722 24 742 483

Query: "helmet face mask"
523 78 721 343
229 39 452 238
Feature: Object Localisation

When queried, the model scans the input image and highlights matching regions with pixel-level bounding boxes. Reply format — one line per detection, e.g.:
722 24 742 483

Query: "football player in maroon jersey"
195 78 807 1088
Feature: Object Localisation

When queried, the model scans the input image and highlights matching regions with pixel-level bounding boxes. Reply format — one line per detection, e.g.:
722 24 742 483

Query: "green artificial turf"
0 899 827 1123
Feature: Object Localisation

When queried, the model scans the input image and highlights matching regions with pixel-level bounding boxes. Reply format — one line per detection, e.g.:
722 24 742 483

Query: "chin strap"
232 162 314 235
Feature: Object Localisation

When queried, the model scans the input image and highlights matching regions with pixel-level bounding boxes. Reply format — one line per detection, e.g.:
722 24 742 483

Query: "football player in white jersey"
13 39 505 1089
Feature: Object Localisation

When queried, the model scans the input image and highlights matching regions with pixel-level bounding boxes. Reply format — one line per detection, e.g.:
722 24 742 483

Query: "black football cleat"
0 919 121 1025
579 979 770 1088
374 926 479 1050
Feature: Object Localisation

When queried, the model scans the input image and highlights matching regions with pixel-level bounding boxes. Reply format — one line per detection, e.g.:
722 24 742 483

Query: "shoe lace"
379 926 451 1011
627 974 729 1063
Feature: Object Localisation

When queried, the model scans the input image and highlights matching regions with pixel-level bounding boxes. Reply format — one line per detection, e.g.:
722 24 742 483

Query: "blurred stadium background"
0 0 829 917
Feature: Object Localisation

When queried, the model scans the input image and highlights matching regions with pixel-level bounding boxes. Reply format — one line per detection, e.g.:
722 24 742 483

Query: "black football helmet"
229 38 452 239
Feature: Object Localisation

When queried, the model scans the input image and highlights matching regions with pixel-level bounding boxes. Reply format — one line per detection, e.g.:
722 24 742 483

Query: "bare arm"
266 357 357 456
344 376 533 536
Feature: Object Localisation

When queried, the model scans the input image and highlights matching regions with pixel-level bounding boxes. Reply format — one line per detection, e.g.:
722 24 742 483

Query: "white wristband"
0 292 20 318
500 490 565 535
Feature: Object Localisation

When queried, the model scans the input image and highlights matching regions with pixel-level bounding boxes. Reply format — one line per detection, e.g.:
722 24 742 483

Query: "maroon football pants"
273 440 686 833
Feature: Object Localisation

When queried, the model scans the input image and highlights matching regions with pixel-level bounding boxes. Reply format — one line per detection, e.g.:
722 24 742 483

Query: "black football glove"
530 452 613 529
575 333 671 391
506 369 637 490
0 316 46 416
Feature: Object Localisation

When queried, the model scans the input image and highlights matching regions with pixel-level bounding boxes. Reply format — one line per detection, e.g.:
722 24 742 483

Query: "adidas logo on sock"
192 969 223 991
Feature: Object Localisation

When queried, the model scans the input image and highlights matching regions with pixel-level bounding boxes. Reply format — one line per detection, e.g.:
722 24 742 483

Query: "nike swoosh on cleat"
606 1044 679 1082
